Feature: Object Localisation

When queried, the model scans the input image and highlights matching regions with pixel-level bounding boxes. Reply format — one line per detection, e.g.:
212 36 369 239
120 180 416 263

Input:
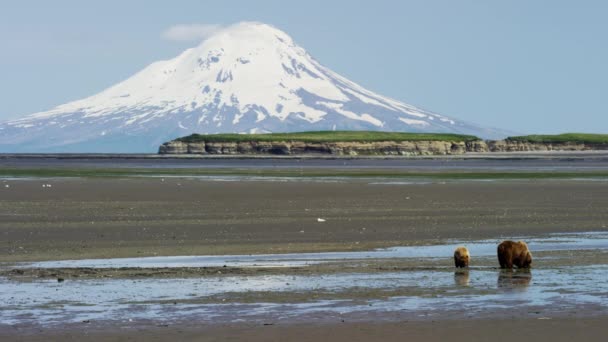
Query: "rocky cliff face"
485 140 608 152
159 139 608 156
158 140 470 156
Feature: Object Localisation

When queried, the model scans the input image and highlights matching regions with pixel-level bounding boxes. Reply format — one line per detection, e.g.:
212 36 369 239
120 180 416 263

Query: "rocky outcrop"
158 139 608 155
159 140 470 156
159 141 189 154
486 140 608 152
465 140 489 152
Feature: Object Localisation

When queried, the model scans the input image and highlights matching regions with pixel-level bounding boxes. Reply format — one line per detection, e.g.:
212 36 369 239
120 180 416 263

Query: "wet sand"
2 178 608 262
3 236 608 328
2 174 608 340
5 318 608 342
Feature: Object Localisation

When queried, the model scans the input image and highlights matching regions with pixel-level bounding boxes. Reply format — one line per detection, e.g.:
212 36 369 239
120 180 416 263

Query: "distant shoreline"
3 151 608 160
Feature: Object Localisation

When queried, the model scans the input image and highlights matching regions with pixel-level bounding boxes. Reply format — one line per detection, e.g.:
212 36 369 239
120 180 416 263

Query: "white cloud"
161 24 223 42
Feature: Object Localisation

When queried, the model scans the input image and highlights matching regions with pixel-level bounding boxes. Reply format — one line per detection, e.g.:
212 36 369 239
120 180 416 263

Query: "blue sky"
1 0 606 134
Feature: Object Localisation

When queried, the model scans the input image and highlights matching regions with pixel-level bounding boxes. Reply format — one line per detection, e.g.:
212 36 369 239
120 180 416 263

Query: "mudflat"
2 170 608 341
2 178 608 262
5 318 608 342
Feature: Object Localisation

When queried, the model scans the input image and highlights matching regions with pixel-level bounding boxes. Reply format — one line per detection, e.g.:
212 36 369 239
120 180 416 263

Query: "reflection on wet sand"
497 269 532 291
2 232 607 328
2 266 608 328
454 269 470 286
23 232 608 269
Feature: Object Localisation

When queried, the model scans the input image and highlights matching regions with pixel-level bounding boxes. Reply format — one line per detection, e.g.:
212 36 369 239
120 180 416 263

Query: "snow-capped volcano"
0 22 503 152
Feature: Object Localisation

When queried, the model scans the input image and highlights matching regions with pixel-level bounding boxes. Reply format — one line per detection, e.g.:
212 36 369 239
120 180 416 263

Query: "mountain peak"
0 22 504 152
192 22 297 54
207 21 292 39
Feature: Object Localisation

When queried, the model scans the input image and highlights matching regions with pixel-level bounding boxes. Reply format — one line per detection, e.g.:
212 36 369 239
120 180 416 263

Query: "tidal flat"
1 157 608 340
2 175 608 262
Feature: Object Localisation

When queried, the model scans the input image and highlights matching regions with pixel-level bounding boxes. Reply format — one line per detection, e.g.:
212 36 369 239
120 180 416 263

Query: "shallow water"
2 232 608 327
21 232 608 269
3 156 608 171
1 266 607 327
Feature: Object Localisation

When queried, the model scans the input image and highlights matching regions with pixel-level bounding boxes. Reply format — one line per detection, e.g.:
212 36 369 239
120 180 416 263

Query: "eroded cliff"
158 140 472 156
159 139 608 155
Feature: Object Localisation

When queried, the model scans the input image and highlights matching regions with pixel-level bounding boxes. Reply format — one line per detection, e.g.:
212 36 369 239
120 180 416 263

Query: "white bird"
317 218 326 223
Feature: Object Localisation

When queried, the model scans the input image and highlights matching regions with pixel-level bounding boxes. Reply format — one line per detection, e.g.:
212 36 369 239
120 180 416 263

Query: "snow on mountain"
0 22 505 152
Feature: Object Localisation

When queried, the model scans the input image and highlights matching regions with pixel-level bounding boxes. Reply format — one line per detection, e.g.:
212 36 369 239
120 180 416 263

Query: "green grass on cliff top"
175 131 481 143
507 133 608 144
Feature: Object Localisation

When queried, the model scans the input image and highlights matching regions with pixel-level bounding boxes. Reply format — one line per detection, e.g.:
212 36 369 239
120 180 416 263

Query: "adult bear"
453 246 470 268
497 240 532 269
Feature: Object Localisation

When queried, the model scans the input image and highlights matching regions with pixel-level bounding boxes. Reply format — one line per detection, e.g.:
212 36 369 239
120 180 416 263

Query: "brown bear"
497 240 532 269
453 246 470 268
